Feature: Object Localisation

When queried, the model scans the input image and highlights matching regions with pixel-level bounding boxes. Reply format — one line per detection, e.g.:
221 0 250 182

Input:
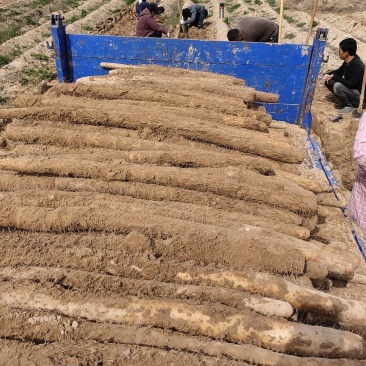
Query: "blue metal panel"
51 15 70 82
297 29 328 130
67 35 310 105
307 136 366 260
51 17 326 125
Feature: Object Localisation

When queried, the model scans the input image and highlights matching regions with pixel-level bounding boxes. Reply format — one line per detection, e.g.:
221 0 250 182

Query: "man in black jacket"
321 38 365 114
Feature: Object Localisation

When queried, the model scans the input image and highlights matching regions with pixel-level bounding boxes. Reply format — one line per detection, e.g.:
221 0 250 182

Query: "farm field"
1 0 366 365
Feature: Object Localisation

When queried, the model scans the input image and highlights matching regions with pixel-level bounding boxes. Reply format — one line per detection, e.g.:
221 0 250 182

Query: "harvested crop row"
0 157 317 213
1 280 365 359
0 65 363 364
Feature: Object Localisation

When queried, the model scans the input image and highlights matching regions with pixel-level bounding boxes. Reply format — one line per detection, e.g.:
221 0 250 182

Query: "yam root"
15 94 270 132
0 106 305 163
0 157 317 213
0 190 309 239
1 311 365 366
0 203 306 274
0 172 304 225
177 269 366 328
6 125 276 172
1 283 365 359
0 266 294 318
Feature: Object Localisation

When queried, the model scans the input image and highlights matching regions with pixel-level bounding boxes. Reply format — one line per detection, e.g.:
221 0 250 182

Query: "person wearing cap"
227 16 279 43
136 3 169 38
180 4 208 29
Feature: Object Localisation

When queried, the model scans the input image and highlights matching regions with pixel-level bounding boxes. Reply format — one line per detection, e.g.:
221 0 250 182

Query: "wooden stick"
305 0 319 44
278 0 284 44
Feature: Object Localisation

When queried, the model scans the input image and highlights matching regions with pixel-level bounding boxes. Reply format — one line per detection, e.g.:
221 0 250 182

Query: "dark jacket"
181 4 205 25
135 8 168 37
236 17 279 42
329 55 365 92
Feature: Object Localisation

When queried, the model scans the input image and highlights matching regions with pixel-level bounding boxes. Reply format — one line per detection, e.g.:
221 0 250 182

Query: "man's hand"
180 20 184 24
321 74 333 85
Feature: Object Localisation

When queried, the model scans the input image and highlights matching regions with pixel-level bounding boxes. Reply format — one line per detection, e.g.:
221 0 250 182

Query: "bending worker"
227 16 279 43
136 3 169 38
180 4 208 29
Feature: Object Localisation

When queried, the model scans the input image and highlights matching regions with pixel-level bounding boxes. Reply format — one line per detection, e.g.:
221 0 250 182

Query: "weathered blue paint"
307 135 366 260
51 15 326 125
297 29 329 130
51 15 70 82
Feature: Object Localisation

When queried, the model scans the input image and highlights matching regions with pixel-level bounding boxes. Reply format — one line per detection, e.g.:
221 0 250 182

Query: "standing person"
136 4 169 38
349 112 366 238
320 38 365 115
227 17 279 43
180 4 208 29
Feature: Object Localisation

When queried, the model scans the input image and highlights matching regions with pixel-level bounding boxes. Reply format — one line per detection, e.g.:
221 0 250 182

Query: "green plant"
267 0 275 6
83 25 94 32
228 4 240 12
0 23 22 44
254 0 263 4
31 53 49 61
223 17 231 26
245 0 251 3
0 55 11 67
284 15 295 24
312 20 319 28
297 22 305 27
125 0 135 5
19 77 29 85
285 32 296 39
0 96 9 105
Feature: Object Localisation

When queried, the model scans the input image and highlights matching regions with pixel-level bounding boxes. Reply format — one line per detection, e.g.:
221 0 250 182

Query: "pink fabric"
349 112 366 237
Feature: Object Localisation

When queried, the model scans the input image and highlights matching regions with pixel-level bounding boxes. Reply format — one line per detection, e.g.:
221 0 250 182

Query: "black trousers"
148 30 163 38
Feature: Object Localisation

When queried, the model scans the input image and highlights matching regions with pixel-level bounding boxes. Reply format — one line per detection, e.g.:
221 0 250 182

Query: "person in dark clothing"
135 4 169 38
136 1 164 16
227 17 279 43
180 4 208 29
321 38 365 115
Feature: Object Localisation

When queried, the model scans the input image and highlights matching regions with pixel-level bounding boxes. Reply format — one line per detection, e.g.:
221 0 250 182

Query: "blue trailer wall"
51 15 327 128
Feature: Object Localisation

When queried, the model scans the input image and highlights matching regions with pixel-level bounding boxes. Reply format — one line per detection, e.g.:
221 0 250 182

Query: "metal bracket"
322 54 329 63
46 41 54 50
51 14 65 26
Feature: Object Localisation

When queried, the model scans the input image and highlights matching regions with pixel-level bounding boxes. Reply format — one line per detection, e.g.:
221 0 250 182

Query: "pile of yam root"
0 65 365 366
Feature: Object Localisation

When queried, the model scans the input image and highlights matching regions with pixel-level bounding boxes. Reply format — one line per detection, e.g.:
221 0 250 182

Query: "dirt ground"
1 0 366 365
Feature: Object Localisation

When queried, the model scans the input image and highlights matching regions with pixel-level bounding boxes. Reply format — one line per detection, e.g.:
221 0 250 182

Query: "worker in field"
136 1 164 17
136 3 169 38
180 4 208 29
226 17 279 43
320 38 365 115
349 111 366 238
